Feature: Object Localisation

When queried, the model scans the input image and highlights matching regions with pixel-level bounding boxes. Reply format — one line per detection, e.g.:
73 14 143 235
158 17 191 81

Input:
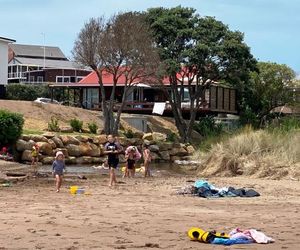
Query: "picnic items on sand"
177 179 260 198
188 227 274 245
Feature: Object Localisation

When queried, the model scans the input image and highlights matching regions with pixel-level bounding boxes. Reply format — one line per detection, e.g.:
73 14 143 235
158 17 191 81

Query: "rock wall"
16 132 195 165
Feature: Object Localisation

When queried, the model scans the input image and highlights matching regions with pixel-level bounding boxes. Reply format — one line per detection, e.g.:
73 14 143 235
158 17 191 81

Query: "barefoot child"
124 146 141 178
143 144 152 177
31 144 39 175
52 151 66 193
104 135 122 186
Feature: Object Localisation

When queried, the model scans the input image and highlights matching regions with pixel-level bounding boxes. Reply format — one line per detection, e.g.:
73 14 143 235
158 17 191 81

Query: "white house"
0 36 15 84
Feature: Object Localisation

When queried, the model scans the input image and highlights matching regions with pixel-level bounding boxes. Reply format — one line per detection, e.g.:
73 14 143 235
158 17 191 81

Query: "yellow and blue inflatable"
187 227 229 243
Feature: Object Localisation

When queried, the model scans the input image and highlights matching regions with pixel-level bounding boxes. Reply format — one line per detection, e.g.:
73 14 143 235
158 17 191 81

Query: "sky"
0 0 299 73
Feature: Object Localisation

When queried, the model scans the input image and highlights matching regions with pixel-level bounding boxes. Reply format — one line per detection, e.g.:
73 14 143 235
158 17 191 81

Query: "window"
29 76 35 83
56 76 71 83
37 76 44 82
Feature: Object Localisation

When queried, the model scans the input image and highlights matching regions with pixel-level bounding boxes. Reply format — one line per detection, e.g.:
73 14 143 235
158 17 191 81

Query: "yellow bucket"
70 186 78 194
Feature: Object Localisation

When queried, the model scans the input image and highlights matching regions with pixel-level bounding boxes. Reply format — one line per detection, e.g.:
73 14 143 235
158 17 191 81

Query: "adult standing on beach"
104 135 122 187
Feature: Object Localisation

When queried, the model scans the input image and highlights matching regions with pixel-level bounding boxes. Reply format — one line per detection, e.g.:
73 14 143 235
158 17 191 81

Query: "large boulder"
75 135 89 143
128 138 143 146
90 143 101 157
142 133 153 141
53 148 69 158
79 143 93 156
186 145 195 155
170 156 181 162
159 151 170 161
92 157 106 164
21 150 32 161
169 147 188 157
76 156 93 164
16 139 34 151
60 135 80 145
158 142 173 151
31 135 49 143
60 126 74 133
149 144 160 152
97 134 108 145
51 136 64 148
48 139 57 149
36 142 53 156
65 156 77 164
21 135 31 141
41 157 55 165
66 144 81 157
42 132 56 139
118 137 131 147
152 132 167 142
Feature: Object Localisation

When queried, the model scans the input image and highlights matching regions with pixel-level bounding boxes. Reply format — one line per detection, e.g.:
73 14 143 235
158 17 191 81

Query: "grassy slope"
196 127 300 179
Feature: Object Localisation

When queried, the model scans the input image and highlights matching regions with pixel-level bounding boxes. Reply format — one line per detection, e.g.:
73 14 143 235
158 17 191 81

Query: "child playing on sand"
124 146 141 178
104 135 122 187
143 144 152 177
31 144 39 175
52 151 66 193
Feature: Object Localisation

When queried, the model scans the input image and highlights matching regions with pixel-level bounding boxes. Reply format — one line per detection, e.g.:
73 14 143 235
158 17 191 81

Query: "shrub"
5 84 50 101
48 117 60 132
269 117 300 133
166 132 178 142
88 122 98 134
70 118 83 132
193 116 223 137
123 129 134 138
0 109 24 145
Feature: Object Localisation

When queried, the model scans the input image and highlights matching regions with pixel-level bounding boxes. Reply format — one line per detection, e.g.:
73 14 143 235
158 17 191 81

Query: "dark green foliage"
0 109 24 145
70 118 83 132
5 84 50 101
88 122 98 134
166 132 178 142
193 116 223 137
268 116 300 133
123 129 134 138
145 6 257 142
240 62 296 126
48 117 60 132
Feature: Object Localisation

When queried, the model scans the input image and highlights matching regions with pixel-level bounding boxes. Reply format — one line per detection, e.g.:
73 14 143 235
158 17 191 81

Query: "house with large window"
49 70 238 117
0 36 15 98
8 44 91 84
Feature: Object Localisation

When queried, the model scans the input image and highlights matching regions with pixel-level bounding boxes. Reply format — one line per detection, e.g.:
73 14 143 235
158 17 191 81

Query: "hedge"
0 109 24 145
5 83 50 101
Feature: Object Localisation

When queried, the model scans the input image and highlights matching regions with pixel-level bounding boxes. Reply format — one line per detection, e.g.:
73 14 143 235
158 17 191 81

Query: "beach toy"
70 186 78 194
76 188 85 194
188 227 229 243
121 166 145 173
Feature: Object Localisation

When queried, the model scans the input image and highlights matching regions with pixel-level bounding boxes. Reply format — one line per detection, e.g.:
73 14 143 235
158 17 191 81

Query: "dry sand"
0 169 299 250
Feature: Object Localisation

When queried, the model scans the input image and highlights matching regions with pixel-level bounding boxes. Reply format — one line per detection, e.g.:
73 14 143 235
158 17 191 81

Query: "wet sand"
0 173 299 249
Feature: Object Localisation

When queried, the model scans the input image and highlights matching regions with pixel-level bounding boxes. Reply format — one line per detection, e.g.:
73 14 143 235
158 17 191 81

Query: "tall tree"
246 62 296 125
73 13 158 135
146 6 256 142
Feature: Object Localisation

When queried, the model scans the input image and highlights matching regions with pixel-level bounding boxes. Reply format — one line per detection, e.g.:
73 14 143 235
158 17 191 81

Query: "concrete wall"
0 40 9 84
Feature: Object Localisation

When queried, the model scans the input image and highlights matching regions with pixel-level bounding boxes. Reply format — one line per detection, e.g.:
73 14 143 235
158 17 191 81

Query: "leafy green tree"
246 62 296 126
145 6 256 142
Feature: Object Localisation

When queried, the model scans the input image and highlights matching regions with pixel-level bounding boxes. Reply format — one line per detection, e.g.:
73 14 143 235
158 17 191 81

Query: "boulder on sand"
60 135 80 145
36 142 53 156
51 136 64 148
16 139 34 151
66 144 81 157
21 150 32 162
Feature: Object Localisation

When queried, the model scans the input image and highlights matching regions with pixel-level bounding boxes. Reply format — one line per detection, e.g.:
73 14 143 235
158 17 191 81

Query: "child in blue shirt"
52 151 66 193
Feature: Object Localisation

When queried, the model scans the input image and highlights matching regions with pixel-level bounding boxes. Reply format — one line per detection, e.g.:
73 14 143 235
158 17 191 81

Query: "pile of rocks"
16 132 195 165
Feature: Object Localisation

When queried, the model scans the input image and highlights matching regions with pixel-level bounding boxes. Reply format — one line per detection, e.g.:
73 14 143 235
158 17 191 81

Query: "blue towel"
212 238 253 245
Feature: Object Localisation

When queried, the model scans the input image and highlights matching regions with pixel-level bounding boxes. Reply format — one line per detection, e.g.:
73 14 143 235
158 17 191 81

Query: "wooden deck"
91 101 237 118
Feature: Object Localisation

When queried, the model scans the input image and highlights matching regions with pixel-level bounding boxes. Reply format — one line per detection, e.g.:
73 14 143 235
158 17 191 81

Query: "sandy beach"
0 168 299 250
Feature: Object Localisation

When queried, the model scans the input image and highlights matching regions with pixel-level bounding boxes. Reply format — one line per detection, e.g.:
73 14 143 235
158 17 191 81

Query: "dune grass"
195 126 300 179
